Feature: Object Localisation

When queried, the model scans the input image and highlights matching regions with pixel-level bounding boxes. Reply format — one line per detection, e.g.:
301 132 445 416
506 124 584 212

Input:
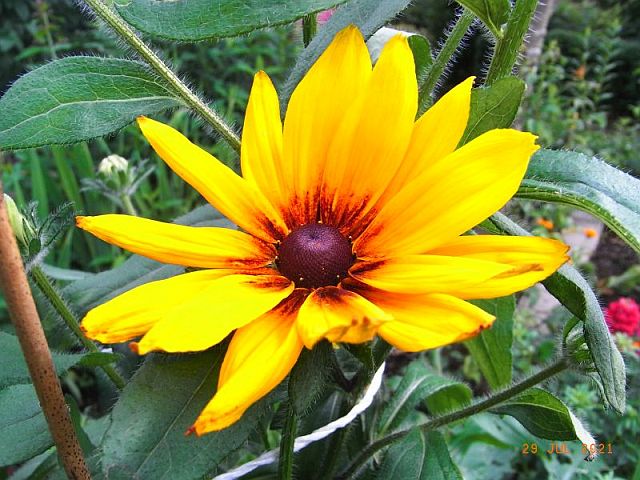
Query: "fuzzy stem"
485 0 539 85
120 193 137 217
418 10 475 115
337 357 570 479
30 265 126 390
81 0 241 152
0 184 91 480
278 404 298 480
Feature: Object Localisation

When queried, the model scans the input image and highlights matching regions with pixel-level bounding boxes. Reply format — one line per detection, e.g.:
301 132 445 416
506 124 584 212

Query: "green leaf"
378 361 466 435
289 341 333 415
407 34 433 111
519 149 640 254
459 76 525 145
0 332 84 388
487 212 626 413
455 0 510 37
65 205 228 310
0 57 181 150
378 429 463 480
465 296 515 389
490 388 594 443
283 0 413 103
0 384 52 466
78 351 123 368
425 383 472 416
115 0 347 41
101 349 266 479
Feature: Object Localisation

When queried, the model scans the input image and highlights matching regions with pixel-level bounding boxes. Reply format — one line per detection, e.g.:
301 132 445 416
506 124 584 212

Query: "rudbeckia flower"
77 26 569 435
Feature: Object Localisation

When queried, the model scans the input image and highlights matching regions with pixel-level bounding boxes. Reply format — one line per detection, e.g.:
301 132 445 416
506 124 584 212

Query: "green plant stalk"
30 265 126 390
418 10 475 115
302 14 317 47
81 0 241 152
485 0 539 85
337 357 570 479
278 404 298 480
120 193 138 216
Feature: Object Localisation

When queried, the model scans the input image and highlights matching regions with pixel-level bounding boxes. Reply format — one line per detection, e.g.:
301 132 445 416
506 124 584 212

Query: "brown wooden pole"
0 183 91 480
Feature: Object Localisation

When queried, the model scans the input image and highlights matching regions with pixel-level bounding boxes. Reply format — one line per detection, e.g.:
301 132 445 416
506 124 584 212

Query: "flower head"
604 297 640 336
76 26 568 435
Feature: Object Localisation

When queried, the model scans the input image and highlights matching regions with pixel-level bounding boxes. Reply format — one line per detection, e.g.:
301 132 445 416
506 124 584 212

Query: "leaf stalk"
337 356 569 479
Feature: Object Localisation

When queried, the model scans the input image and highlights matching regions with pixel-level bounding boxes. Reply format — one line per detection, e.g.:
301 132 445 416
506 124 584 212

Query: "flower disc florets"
276 223 354 288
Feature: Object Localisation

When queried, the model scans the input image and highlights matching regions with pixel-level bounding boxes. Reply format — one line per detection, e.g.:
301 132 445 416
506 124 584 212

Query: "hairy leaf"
0 384 51 466
0 332 84 388
455 0 510 37
519 149 640 254
283 0 413 104
378 361 468 435
425 382 472 416
115 0 347 41
0 57 180 150
378 429 462 479
460 76 524 144
490 388 594 443
465 296 515 389
289 341 334 415
101 349 266 479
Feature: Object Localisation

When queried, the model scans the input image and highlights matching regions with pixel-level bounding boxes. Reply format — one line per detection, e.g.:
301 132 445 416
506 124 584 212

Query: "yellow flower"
77 26 569 435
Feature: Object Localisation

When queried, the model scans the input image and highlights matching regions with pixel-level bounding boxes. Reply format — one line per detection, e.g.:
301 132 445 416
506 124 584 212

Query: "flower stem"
278 404 298 480
29 265 126 390
418 9 475 115
80 0 241 153
120 193 137 217
485 0 539 85
0 186 91 480
336 357 570 479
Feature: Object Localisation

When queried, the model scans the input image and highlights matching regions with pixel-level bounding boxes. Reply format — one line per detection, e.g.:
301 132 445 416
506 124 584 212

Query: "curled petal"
296 286 392 349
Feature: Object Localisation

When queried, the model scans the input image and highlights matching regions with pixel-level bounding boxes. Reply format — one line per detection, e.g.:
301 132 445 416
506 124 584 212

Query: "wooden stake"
0 183 91 480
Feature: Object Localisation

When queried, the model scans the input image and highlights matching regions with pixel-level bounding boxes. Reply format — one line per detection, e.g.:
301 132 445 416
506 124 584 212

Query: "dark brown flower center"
276 223 354 289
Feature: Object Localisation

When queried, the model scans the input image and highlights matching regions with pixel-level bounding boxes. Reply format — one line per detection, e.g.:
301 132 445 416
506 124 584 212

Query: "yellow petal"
76 215 275 268
282 25 372 226
241 71 291 225
354 129 539 258
81 269 235 344
381 77 475 201
350 285 496 352
320 35 417 233
194 290 307 434
296 286 391 349
428 235 570 299
135 274 294 354
349 255 512 295
137 116 287 242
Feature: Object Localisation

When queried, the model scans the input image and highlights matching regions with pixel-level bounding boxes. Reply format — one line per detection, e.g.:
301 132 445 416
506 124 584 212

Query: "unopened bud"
98 154 129 176
3 193 31 246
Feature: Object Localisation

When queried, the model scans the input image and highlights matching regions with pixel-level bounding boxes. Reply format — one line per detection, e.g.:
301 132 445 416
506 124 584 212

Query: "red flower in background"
604 297 640 336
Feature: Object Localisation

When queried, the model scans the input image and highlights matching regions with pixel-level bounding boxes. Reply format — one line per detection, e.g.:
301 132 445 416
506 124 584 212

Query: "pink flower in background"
604 297 640 336
317 9 335 24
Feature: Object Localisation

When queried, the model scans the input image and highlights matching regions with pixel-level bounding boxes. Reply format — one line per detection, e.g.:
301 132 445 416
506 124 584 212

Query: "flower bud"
98 154 129 176
3 193 32 247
